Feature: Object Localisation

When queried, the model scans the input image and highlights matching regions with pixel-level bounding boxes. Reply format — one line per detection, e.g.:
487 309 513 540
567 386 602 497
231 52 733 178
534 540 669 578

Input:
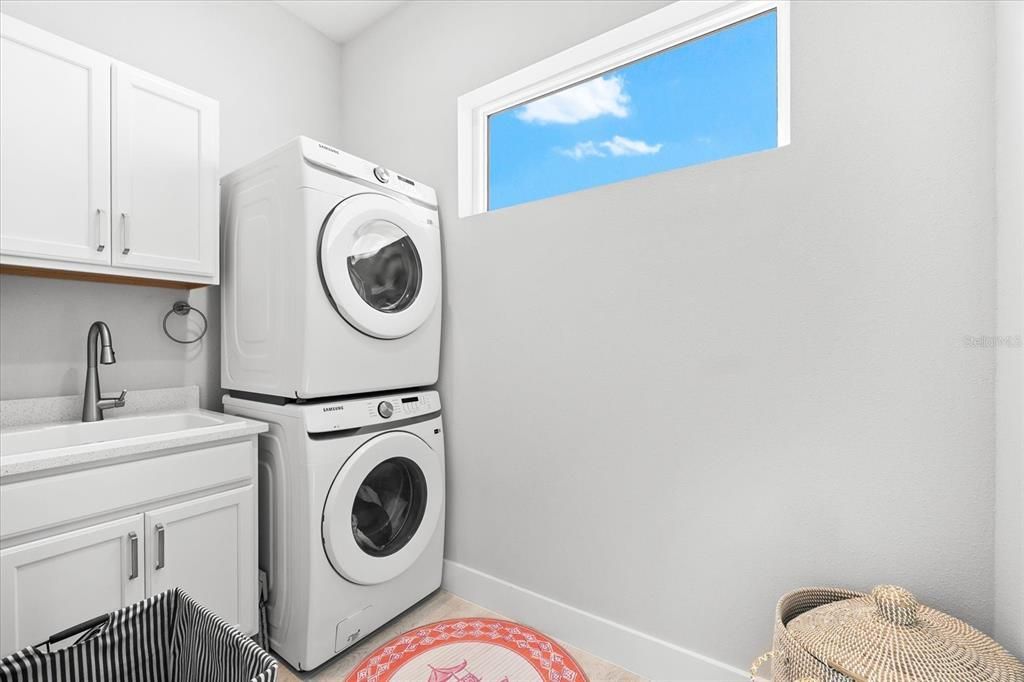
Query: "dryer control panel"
304 390 440 434
298 137 438 209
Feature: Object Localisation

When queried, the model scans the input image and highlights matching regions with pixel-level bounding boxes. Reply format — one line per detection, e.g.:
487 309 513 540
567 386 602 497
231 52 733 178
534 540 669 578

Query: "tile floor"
273 590 644 681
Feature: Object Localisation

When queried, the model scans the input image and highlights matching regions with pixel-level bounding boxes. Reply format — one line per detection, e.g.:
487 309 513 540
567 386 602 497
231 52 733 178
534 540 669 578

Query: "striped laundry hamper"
0 588 277 682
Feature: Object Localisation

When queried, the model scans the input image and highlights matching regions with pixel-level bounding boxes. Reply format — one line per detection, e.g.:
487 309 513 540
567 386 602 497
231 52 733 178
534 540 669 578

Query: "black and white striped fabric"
0 588 277 682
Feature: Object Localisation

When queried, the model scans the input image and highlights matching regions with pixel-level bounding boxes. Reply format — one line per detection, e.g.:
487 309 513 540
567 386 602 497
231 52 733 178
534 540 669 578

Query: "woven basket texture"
770 586 1024 682
771 587 864 682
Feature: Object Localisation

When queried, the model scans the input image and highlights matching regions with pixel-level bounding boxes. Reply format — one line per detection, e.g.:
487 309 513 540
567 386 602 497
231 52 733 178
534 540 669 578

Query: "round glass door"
322 431 443 585
351 457 427 557
318 193 441 340
347 220 422 314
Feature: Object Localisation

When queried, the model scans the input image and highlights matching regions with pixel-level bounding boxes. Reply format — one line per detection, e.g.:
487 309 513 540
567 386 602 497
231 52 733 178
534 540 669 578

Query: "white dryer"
223 390 444 672
221 137 441 400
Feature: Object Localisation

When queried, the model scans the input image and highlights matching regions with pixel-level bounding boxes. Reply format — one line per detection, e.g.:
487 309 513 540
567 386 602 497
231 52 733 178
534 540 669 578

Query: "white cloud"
557 135 663 161
516 76 630 125
558 141 605 160
599 135 663 156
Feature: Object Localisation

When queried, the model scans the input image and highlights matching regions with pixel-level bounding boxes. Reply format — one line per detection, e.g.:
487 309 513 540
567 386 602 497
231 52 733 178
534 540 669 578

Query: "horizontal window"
457 1 790 216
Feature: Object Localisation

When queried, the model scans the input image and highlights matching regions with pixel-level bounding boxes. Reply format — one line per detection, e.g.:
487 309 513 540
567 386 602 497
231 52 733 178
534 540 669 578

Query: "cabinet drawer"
0 441 253 540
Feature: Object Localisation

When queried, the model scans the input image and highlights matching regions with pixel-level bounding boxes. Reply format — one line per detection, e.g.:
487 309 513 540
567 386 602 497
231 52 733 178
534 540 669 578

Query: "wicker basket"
750 587 864 682
752 585 1024 682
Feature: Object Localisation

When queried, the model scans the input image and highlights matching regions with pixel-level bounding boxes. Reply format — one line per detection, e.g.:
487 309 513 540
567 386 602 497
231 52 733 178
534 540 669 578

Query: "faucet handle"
99 390 128 410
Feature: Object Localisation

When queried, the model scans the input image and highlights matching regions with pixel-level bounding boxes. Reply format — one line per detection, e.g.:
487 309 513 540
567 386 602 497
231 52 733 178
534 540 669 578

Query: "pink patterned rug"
345 618 588 682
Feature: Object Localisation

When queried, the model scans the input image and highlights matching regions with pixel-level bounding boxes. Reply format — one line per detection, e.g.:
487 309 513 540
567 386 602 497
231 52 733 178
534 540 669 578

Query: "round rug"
345 618 588 682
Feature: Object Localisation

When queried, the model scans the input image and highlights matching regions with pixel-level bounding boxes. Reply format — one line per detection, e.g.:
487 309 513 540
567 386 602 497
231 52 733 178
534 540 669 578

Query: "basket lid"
785 585 1024 682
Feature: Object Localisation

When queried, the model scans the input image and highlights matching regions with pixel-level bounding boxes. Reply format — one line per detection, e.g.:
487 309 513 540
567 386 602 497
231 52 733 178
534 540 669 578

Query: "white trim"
442 559 758 681
775 0 791 147
456 0 791 218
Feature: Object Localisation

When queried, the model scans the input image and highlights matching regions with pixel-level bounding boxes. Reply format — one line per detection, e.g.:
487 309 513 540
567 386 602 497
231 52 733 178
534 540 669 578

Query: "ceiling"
275 1 405 44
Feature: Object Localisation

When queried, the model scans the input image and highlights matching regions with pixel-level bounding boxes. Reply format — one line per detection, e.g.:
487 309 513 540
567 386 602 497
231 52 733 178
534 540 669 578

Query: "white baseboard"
442 559 758 682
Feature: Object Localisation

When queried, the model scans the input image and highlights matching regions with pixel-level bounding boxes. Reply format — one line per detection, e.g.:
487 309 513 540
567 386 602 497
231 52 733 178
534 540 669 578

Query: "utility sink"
0 404 267 479
0 388 268 478
0 411 230 457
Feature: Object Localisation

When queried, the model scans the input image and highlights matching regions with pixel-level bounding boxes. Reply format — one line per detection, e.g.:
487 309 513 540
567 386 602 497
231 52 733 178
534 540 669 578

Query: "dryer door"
322 431 443 585
318 193 440 340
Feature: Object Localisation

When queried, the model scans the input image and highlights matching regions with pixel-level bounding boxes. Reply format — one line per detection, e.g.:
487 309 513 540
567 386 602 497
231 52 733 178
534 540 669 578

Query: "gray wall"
336 0 998 670
0 1 346 409
995 0 1024 659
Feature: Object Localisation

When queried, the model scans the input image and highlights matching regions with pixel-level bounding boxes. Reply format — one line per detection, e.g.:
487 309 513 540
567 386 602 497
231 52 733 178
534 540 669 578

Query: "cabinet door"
111 63 219 277
0 515 145 658
0 15 111 264
147 487 256 634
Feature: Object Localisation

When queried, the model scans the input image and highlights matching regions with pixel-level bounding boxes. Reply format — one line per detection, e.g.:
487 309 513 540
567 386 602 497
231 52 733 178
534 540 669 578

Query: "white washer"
223 390 444 672
221 137 442 400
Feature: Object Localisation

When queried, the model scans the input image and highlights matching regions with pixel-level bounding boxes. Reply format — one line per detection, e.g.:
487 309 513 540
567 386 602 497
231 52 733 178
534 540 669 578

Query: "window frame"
456 0 791 217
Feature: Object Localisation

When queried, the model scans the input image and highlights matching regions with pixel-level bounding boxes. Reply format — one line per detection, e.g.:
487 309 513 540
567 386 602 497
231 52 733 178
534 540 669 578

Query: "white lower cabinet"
0 515 146 656
146 486 256 634
0 437 259 659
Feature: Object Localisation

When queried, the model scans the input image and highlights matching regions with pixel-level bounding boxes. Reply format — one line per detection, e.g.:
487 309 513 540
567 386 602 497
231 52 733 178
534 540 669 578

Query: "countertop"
0 387 268 478
1 385 202 428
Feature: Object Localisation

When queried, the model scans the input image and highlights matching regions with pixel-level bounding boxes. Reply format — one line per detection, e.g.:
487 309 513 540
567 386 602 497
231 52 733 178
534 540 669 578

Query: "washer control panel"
305 390 440 433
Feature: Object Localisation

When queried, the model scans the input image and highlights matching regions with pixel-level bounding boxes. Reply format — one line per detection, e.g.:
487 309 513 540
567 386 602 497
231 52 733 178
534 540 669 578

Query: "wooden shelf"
0 264 206 290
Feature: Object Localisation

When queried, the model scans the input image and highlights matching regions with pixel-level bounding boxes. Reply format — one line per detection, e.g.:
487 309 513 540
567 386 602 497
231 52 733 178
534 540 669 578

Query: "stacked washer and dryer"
220 137 445 672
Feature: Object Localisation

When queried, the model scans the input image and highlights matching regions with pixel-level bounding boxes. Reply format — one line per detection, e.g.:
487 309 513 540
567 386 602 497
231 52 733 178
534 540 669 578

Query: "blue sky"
487 10 778 211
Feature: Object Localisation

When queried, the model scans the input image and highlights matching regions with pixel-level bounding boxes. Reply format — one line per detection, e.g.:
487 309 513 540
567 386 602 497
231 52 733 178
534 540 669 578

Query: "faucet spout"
87 321 115 367
83 321 125 422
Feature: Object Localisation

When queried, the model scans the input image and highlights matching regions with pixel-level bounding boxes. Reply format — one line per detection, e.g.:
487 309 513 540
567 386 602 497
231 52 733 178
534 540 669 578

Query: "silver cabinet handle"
96 209 106 252
120 212 130 255
155 523 165 569
128 532 138 580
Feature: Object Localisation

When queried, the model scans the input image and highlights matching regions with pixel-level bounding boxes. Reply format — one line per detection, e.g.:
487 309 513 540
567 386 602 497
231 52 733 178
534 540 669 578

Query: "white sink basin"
1 411 231 457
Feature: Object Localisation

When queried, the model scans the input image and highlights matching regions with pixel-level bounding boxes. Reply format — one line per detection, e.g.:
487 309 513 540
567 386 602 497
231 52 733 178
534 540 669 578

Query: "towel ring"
163 301 208 344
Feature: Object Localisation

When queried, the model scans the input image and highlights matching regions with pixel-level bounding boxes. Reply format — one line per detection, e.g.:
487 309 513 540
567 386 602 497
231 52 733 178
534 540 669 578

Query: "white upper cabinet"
112 64 219 277
0 16 111 265
0 14 220 287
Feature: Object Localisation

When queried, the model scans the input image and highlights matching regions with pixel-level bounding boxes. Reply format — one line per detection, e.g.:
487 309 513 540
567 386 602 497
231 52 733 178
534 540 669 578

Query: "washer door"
322 431 443 585
318 193 440 340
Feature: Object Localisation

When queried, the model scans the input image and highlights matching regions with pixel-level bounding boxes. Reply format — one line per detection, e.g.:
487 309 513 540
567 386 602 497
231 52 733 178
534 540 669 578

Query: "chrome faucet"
83 321 127 422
